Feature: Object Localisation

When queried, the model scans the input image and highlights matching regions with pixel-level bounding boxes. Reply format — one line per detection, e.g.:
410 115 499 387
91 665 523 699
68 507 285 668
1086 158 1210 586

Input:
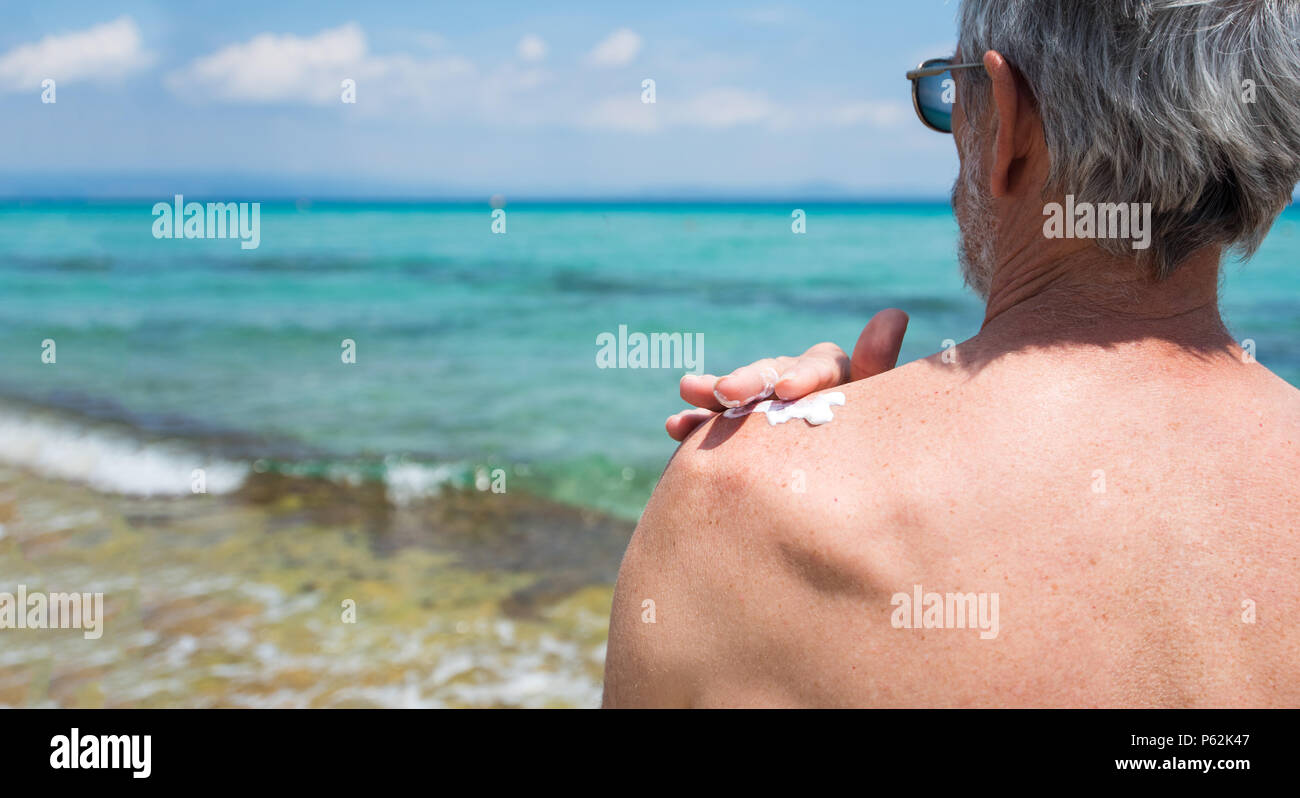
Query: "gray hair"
956 0 1300 279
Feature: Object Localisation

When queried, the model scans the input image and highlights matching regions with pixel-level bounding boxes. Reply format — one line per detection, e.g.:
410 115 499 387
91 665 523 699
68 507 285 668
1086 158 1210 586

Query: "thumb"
850 308 909 381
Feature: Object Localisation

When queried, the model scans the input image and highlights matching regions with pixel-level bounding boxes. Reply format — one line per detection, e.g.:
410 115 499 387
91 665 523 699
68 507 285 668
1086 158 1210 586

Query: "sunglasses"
905 58 984 133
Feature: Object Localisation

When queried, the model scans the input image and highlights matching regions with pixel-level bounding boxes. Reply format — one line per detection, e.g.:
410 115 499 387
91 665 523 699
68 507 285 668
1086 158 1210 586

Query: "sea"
0 199 1296 707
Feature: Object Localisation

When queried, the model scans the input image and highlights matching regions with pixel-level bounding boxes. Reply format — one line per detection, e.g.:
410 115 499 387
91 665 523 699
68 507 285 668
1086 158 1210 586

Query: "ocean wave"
0 403 248 496
0 400 469 504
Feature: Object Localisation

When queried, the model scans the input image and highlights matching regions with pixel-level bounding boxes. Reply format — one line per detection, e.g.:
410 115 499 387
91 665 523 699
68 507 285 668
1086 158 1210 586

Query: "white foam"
0 405 248 496
723 390 846 426
383 461 461 505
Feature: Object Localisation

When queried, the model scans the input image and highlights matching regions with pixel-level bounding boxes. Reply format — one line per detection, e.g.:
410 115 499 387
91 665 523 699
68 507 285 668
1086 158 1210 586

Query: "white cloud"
517 34 547 62
164 23 897 138
166 23 476 106
586 29 642 68
0 16 151 92
168 23 367 104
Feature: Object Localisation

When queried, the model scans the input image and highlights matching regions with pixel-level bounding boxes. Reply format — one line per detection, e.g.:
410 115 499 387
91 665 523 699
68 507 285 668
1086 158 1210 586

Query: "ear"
982 50 1032 198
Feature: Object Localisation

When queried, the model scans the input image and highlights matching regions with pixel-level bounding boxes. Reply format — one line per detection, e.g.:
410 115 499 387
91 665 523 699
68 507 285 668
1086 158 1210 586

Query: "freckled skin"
603 341 1300 708
605 44 1300 708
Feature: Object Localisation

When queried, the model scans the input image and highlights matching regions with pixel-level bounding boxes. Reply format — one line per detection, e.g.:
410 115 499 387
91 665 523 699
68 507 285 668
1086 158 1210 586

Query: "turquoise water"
1 200 1296 519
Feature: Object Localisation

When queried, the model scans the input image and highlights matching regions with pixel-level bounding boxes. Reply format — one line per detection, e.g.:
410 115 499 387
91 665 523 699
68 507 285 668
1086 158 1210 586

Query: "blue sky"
0 1 966 198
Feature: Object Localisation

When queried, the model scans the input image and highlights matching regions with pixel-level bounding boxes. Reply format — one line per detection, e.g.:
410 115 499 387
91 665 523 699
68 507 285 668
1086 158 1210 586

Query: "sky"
0 1 967 198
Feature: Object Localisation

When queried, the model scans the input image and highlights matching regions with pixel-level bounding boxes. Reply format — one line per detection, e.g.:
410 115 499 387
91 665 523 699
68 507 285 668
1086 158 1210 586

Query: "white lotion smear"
723 391 846 426
714 367 780 409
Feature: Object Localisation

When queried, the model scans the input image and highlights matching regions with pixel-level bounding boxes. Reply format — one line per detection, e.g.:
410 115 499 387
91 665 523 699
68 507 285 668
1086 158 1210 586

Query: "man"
604 0 1300 707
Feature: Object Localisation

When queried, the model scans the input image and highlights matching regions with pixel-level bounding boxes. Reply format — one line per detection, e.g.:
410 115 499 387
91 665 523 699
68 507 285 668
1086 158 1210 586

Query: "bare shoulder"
604 349 1300 707
601 406 808 707
672 353 961 496
602 359 952 707
646 354 958 563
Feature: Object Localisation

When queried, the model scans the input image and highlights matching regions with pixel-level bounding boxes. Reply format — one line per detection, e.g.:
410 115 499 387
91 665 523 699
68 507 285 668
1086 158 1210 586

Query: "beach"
0 463 627 707
0 200 1296 707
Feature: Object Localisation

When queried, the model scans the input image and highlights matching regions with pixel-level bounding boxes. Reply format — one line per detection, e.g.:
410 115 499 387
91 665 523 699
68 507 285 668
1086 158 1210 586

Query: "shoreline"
0 464 632 707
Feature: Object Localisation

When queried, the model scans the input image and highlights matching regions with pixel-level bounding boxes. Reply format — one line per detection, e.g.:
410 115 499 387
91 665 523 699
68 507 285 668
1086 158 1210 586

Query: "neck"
978 244 1234 354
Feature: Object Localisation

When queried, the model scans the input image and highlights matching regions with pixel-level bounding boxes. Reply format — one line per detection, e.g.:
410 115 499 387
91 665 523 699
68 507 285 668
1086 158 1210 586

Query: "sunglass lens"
916 68 954 132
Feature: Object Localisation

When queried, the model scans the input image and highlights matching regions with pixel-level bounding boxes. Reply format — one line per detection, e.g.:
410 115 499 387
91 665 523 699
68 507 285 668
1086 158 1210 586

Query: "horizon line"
0 195 959 205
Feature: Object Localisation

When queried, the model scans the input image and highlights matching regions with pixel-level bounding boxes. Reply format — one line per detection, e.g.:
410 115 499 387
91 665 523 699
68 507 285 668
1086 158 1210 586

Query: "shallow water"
1 201 1294 520
0 201 1295 707
0 466 625 707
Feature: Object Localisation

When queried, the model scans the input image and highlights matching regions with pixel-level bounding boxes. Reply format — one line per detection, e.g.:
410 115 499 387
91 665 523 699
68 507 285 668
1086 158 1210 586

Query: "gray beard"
953 124 997 300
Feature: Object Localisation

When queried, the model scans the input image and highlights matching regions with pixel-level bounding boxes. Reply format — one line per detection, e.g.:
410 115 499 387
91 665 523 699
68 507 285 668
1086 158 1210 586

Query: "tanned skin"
603 51 1300 708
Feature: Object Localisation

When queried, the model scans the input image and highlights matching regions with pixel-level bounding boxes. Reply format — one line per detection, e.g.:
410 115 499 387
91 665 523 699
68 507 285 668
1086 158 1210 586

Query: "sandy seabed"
0 466 634 708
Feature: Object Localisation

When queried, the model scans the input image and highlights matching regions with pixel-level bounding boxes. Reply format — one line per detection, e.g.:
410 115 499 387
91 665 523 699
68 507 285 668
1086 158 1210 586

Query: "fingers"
665 408 716 442
850 308 910 381
679 374 726 411
773 342 851 400
668 308 910 442
676 308 908 412
712 357 792 408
